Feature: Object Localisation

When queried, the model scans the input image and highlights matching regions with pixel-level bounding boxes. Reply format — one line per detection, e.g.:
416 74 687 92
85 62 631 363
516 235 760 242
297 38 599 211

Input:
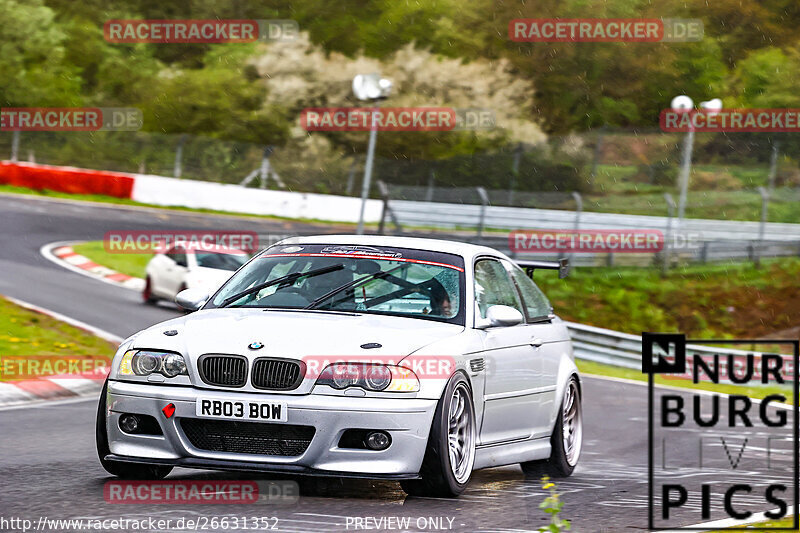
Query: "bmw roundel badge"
248 341 264 350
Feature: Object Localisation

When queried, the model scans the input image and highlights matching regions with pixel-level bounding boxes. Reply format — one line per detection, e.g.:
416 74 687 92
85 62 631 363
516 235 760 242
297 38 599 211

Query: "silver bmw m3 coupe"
97 235 582 497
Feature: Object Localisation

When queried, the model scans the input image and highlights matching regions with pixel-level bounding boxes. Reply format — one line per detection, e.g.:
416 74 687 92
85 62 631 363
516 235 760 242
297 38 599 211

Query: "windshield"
196 252 248 271
206 244 466 325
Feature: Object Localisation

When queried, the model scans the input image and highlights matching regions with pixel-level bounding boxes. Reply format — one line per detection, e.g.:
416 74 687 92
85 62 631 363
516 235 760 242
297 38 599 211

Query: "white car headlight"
316 363 419 392
119 350 188 378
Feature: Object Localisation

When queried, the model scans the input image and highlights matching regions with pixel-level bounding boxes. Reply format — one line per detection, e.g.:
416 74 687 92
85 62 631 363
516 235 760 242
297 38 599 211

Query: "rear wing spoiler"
514 258 570 279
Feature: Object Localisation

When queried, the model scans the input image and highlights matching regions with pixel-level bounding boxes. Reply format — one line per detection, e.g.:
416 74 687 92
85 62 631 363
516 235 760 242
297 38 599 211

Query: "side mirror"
480 305 524 328
175 288 209 312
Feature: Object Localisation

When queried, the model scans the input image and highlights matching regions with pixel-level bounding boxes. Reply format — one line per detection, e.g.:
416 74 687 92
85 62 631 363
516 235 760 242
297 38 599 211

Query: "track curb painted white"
0 296 121 409
40 240 144 292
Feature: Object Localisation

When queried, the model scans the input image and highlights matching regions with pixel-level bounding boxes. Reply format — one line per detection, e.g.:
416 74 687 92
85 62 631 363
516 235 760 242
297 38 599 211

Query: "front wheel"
521 376 582 478
401 373 476 498
96 379 173 479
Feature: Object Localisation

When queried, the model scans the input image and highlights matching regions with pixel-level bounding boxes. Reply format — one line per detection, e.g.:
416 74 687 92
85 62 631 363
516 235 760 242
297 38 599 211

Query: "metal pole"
676 128 695 225
10 130 20 162
767 140 780 191
425 168 435 202
663 193 676 276
356 105 379 235
755 186 769 267
476 186 489 239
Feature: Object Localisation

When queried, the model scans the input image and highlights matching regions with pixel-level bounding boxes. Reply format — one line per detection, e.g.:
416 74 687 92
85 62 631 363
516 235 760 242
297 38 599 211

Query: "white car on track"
142 245 249 305
98 235 582 497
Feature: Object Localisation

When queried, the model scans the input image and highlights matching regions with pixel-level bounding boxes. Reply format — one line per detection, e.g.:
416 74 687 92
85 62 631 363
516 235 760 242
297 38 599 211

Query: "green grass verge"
577 359 794 404
71 241 151 279
537 258 800 339
0 296 116 381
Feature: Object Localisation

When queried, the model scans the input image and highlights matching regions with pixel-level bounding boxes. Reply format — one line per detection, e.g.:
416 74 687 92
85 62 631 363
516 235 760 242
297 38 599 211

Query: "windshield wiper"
218 263 344 308
304 263 409 310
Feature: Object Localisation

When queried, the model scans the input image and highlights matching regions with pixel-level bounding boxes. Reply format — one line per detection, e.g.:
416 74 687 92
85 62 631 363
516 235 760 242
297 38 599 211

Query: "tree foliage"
1 0 798 151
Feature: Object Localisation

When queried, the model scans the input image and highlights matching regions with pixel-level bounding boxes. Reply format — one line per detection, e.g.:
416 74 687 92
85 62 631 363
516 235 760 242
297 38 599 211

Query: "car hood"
133 308 465 360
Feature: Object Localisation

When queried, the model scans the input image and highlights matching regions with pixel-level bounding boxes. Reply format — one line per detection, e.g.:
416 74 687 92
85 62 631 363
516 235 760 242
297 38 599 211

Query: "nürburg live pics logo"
643 332 799 530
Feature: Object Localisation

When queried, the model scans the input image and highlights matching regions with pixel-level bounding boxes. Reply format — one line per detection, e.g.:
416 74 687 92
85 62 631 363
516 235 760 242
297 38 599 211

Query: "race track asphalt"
0 193 795 532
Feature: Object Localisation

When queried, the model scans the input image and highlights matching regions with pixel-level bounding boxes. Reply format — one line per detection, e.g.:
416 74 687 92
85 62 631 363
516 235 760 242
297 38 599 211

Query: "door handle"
530 338 543 348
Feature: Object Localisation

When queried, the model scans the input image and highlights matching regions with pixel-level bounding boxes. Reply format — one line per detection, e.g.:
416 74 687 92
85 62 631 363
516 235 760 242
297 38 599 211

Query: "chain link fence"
2 128 799 226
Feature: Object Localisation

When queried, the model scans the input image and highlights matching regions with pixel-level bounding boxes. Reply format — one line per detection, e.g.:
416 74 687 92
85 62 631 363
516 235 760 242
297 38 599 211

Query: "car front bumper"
105 380 438 478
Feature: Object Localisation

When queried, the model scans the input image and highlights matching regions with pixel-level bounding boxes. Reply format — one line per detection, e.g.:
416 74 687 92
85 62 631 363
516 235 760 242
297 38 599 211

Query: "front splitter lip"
103 454 420 480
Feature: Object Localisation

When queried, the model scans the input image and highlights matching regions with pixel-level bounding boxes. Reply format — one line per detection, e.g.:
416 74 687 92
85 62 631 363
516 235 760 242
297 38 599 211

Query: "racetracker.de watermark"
509 18 703 42
104 480 298 504
300 107 495 131
0 108 142 132
104 19 298 43
302 355 456 380
661 109 800 133
510 229 668 253
103 231 259 254
0 355 109 380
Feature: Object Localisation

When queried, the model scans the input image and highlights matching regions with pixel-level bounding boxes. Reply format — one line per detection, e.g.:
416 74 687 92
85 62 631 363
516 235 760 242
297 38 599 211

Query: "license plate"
195 398 288 422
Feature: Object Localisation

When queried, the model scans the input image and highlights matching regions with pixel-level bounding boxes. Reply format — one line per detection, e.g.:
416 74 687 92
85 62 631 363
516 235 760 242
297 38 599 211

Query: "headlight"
316 363 419 392
118 350 188 378
133 352 160 375
162 353 187 377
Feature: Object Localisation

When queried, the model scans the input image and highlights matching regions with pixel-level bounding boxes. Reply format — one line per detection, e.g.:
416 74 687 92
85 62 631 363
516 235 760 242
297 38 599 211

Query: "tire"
401 372 476 498
96 379 173 479
142 276 157 305
521 376 582 478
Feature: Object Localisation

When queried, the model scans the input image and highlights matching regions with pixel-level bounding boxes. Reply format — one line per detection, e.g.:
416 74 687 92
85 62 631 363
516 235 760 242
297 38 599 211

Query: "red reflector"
162 403 175 418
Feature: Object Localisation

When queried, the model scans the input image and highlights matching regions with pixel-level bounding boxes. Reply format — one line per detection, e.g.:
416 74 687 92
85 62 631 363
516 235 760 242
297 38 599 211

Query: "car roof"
271 234 507 263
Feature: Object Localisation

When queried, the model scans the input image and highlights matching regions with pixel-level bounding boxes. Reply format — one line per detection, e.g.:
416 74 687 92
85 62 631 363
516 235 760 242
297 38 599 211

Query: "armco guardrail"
567 322 644 370
389 199 800 242
566 321 795 383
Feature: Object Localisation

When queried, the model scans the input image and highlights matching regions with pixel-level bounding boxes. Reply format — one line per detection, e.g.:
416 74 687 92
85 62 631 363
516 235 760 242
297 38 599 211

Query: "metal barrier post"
376 180 402 235
476 186 489 238
768 141 780 191
425 169 435 202
174 134 187 179
700 241 709 263
569 191 582 265
259 146 274 189
345 160 357 196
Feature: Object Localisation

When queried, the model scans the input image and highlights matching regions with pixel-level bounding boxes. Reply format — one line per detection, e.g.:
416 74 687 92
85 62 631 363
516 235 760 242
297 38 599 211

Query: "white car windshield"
195 252 248 271
207 244 465 324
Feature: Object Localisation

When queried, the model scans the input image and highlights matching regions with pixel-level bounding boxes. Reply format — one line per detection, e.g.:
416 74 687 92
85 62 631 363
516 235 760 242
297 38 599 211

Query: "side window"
166 247 187 267
510 268 552 321
473 259 523 319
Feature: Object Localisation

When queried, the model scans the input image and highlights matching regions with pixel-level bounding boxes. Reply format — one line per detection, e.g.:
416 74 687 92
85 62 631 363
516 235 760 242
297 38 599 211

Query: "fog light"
364 431 391 450
119 414 140 434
